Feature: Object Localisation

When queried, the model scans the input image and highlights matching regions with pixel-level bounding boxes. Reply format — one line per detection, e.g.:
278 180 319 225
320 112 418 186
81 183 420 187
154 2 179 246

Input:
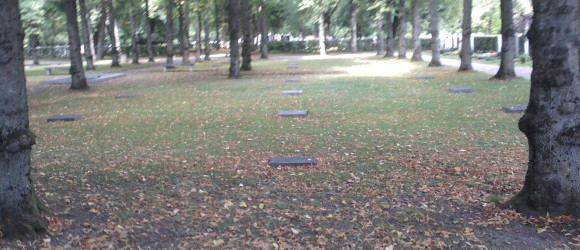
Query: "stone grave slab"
287 66 299 69
415 76 434 80
41 73 126 85
285 78 301 83
268 157 316 167
502 105 527 113
448 87 474 93
282 90 304 95
115 94 140 99
47 114 85 122
278 110 308 117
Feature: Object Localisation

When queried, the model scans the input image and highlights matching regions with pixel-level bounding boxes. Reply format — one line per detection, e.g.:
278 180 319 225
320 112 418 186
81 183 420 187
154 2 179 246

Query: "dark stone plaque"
278 110 308 117
268 157 317 167
47 114 85 122
502 105 527 113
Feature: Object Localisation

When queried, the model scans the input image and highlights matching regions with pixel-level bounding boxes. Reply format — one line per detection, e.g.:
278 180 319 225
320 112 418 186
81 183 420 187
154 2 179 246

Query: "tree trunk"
318 4 326 56
428 0 442 67
145 0 155 62
63 0 89 90
397 0 407 59
491 0 516 80
215 2 221 50
376 10 385 55
458 0 473 71
29 33 40 65
96 2 106 60
129 0 139 64
178 0 190 63
227 0 240 78
241 0 252 71
79 0 96 70
384 10 395 57
505 0 580 218
204 11 211 60
350 0 358 53
194 12 202 62
259 1 269 59
0 1 48 239
165 0 174 65
410 0 422 61
107 0 120 67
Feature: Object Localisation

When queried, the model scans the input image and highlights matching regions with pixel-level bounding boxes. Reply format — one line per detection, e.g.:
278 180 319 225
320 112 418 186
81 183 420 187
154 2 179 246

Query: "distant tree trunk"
214 3 221 50
204 11 211 60
227 0 240 78
0 1 48 240
178 0 190 63
410 0 422 61
63 0 89 90
259 2 269 59
165 0 174 65
458 0 473 71
397 0 407 59
29 33 40 65
129 0 139 64
79 0 96 70
107 0 120 67
428 0 442 66
145 0 155 62
96 3 106 60
193 11 201 62
384 10 395 57
376 10 385 55
350 0 358 53
506 0 579 218
241 0 252 71
491 0 516 80
318 4 326 56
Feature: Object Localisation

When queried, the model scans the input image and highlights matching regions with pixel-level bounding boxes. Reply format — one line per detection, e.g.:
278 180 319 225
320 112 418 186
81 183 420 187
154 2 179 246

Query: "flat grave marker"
268 157 317 167
41 73 126 85
288 66 299 69
115 94 140 99
278 110 308 117
502 105 527 113
415 76 434 80
282 90 304 95
47 114 85 122
285 78 301 83
448 87 474 93
44 66 69 75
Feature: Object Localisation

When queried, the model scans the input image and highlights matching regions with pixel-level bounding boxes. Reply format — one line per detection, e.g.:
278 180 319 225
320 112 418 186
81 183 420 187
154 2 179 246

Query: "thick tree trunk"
129 0 139 64
318 5 326 56
79 0 96 70
350 0 358 53
63 0 89 90
178 1 190 63
491 0 516 80
505 0 580 218
29 34 40 65
215 3 221 50
384 10 395 57
165 0 174 65
107 0 120 67
241 0 252 71
410 0 422 61
145 0 155 62
376 10 385 55
204 11 211 60
428 0 442 67
96 3 106 60
0 1 48 239
397 0 407 59
228 0 240 78
194 12 202 62
259 1 269 59
458 0 473 71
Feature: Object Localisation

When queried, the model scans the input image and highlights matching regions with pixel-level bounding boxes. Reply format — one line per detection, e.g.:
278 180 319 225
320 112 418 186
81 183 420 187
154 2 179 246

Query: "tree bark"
29 34 40 65
129 0 140 64
376 10 385 55
491 0 516 80
410 0 422 61
215 2 221 50
458 0 473 71
227 0 240 78
259 2 269 59
397 0 407 59
165 0 174 65
318 4 326 56
384 10 395 57
107 0 120 67
204 11 211 60
178 0 190 63
194 11 202 62
63 0 89 90
79 0 96 70
350 0 358 53
428 0 442 67
241 0 252 71
96 2 106 60
505 0 580 218
145 0 155 62
0 1 48 239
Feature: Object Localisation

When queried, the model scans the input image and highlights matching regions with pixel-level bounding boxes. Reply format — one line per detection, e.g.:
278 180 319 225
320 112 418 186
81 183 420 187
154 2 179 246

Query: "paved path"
435 57 532 80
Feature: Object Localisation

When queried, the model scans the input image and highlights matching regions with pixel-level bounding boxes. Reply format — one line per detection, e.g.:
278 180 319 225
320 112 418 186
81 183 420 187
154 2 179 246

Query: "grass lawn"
10 55 578 248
